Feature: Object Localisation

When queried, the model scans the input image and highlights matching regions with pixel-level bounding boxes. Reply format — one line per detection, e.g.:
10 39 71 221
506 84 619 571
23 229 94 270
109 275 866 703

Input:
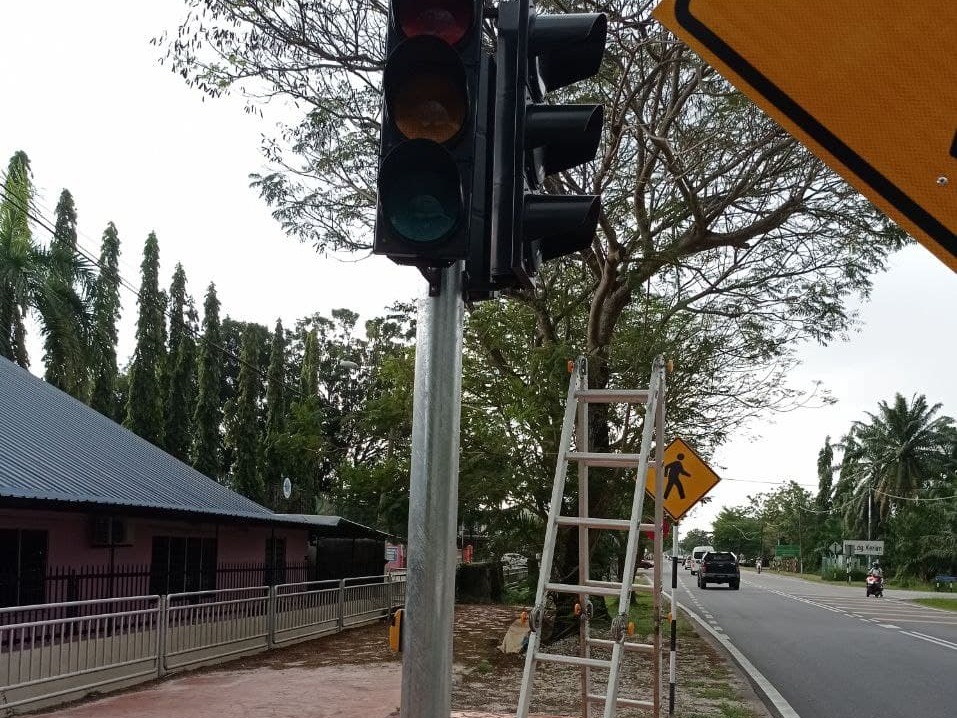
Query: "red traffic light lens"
395 0 474 46
379 140 463 243
385 37 468 144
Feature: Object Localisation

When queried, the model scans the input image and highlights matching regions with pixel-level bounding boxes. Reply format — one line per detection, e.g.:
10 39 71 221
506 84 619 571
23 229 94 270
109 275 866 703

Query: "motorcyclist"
868 561 884 579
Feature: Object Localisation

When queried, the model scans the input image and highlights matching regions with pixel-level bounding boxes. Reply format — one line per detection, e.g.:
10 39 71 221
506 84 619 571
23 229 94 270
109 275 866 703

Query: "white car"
690 545 716 576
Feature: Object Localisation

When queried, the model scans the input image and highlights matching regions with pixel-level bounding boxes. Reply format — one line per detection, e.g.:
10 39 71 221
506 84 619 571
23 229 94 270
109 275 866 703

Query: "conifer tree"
231 327 264 502
263 319 286 506
165 296 197 462
123 232 165 445
43 189 88 396
89 223 122 419
300 327 318 396
192 283 223 478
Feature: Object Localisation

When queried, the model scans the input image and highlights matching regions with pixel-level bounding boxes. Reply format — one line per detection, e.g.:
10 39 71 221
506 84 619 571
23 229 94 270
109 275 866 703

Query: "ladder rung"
575 389 650 404
587 637 654 653
587 694 654 709
584 579 654 593
566 452 640 468
546 582 620 597
555 516 658 532
535 652 612 670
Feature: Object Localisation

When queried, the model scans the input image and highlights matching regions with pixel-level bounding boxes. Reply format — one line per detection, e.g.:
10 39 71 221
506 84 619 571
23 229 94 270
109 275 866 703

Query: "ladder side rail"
577 363 591 718
516 360 585 718
652 368 667 717
602 357 666 718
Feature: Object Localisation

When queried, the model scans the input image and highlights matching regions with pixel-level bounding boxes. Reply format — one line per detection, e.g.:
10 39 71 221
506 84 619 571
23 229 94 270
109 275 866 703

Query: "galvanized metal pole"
401 263 465 718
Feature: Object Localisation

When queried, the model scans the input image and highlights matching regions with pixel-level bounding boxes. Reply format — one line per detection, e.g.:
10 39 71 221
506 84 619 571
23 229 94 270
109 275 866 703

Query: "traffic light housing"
373 0 488 269
491 0 607 290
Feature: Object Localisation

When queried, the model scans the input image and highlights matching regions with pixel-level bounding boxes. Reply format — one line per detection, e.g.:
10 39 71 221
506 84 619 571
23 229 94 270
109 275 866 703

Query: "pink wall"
0 507 309 568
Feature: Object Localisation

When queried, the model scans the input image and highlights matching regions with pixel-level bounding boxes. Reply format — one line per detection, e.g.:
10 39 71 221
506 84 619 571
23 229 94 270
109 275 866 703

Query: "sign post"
653 0 957 271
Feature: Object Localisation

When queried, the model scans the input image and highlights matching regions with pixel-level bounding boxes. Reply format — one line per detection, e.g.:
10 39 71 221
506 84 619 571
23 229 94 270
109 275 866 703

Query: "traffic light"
373 0 488 271
491 0 607 290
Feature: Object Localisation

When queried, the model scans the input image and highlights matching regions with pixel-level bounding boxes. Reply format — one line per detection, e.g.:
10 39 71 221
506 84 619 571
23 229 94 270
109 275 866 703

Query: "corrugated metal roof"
277 514 393 540
0 357 281 523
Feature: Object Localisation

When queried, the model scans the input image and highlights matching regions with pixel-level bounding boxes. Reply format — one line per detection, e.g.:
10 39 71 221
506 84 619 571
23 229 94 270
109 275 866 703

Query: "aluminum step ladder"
516 356 668 718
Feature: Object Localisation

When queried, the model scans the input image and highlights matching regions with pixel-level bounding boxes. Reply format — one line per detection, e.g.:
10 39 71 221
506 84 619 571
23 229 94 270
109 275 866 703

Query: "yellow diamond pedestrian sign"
653 0 957 272
645 437 720 521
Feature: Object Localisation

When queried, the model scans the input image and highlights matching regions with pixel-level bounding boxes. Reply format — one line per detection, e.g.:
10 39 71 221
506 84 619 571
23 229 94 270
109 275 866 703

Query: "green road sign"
775 544 800 557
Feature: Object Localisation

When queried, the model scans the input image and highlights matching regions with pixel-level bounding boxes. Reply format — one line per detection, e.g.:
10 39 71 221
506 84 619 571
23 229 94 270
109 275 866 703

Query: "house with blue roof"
0 357 386 608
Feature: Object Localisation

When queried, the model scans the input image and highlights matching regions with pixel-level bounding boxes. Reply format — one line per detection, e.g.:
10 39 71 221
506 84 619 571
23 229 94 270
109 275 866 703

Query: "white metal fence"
0 574 405 716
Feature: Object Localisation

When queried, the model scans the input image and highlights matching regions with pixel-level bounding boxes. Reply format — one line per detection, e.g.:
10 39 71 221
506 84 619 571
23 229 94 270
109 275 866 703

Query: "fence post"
267 585 277 648
337 578 346 632
157 595 167 679
387 574 394 614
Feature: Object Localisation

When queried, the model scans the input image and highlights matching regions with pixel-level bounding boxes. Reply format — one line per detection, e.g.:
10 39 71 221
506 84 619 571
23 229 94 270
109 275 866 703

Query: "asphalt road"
668 564 957 718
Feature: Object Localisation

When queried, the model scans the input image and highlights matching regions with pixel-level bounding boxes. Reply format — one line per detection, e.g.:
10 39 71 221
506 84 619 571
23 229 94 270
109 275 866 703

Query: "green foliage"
0 151 34 365
229 326 264 502
123 232 166 446
89 223 122 420
165 278 197 463
262 318 286 507
192 283 222 478
712 508 762 559
679 529 714 554
42 189 91 397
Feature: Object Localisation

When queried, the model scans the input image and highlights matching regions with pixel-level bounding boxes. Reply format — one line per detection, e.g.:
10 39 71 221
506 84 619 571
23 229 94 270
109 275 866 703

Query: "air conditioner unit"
90 517 133 546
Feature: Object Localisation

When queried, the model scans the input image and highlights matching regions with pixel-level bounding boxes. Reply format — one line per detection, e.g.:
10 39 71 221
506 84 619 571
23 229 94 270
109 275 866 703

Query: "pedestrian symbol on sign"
664 454 690 500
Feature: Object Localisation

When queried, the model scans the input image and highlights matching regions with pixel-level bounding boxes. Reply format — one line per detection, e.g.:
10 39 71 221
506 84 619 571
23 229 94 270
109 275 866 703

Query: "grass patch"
604 592 659 636
718 702 756 718
912 598 957 612
694 685 737 700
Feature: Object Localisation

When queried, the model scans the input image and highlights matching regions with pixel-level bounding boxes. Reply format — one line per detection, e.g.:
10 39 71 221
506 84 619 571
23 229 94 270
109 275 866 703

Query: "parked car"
697 551 740 590
689 545 716 575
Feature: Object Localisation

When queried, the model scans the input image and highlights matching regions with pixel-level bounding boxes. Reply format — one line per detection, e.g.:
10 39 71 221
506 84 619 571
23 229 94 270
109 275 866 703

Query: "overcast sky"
2 2 955 536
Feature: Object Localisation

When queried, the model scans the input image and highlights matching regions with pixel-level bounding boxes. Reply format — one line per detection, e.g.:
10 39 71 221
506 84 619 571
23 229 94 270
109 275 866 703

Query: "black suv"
697 551 740 590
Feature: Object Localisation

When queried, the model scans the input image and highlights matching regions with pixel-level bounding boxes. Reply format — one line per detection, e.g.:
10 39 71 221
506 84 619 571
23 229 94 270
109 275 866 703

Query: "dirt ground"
35 603 769 718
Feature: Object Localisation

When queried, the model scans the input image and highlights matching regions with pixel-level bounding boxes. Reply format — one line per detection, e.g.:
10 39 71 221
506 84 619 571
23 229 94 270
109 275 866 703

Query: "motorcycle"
865 574 884 598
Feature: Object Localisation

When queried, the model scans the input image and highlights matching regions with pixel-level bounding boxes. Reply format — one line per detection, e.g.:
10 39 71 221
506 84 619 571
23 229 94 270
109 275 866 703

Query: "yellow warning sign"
645 437 720 521
653 0 957 272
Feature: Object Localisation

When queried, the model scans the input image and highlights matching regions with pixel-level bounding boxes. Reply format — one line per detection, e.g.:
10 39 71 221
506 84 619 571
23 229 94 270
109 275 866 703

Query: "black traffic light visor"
394 0 475 47
384 36 470 144
531 13 608 92
379 139 464 244
526 104 604 176
524 194 600 261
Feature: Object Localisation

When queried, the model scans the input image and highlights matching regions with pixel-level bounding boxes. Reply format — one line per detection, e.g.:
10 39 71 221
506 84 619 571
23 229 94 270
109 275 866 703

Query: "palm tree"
0 152 94 374
840 393 956 537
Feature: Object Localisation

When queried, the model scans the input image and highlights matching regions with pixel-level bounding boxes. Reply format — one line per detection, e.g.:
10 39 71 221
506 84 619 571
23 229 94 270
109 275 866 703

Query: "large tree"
43 189 91 397
164 264 195 459
124 232 166 445
192 283 223 478
2 153 93 372
262 318 287 507
89 222 123 419
229 326 265 502
163 1 907 586
840 394 955 537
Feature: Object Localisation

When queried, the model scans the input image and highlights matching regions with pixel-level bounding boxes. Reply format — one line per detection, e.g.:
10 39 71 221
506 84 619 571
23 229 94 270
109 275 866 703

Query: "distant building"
0 357 386 607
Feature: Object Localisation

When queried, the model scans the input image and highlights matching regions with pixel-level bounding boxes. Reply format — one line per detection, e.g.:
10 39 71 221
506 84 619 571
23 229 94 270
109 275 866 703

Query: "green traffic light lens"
379 139 462 243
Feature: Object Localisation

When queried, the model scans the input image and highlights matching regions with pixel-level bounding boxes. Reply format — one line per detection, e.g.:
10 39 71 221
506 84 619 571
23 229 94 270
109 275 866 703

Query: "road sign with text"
653 0 957 272
645 437 720 521
843 540 885 557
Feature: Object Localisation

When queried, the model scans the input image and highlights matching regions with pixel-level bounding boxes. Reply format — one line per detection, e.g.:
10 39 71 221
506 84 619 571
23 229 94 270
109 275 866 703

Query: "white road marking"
899 631 957 651
878 624 900 629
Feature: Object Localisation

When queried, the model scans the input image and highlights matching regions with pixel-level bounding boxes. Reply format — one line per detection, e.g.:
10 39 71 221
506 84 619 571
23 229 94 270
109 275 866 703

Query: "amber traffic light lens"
385 36 468 144
395 0 474 46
